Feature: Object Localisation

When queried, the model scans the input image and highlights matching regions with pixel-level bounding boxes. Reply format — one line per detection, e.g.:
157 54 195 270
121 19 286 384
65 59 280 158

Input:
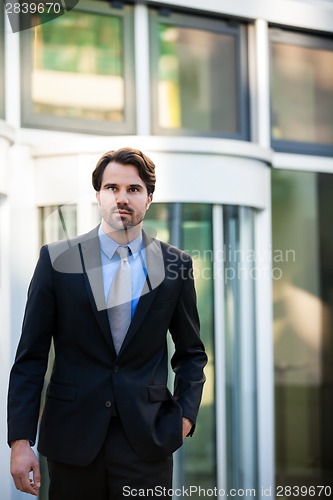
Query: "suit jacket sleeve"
7 245 55 445
168 256 207 434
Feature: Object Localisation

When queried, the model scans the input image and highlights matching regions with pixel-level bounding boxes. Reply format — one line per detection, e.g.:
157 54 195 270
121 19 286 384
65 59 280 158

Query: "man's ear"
147 193 153 209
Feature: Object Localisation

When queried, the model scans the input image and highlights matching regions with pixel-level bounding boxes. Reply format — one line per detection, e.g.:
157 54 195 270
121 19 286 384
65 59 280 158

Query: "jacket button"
105 401 112 408
114 366 119 373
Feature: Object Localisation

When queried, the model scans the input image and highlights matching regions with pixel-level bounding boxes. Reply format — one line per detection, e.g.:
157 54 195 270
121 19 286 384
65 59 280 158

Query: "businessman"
7 147 207 499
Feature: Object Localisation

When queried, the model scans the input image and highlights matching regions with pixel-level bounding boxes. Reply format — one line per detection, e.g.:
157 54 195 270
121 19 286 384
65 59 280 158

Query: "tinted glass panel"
32 11 124 121
271 31 333 153
151 13 247 139
223 206 258 495
21 3 134 134
158 24 237 133
39 204 77 244
144 203 216 495
272 169 333 493
38 203 77 500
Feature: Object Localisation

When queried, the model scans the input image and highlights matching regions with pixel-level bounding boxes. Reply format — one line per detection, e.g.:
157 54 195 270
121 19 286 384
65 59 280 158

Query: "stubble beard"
102 206 146 234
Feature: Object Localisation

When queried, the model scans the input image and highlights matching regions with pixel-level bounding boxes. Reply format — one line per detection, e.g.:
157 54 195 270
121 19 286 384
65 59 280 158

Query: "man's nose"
116 189 129 204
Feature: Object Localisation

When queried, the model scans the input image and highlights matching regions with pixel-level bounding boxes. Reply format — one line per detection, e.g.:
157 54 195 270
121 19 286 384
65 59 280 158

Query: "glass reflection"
272 169 333 492
271 40 333 145
157 24 238 134
144 203 216 496
32 11 124 121
223 206 258 496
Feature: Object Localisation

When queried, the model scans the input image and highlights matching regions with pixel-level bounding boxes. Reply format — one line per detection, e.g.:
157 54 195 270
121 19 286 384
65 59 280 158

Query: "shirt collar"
98 226 143 260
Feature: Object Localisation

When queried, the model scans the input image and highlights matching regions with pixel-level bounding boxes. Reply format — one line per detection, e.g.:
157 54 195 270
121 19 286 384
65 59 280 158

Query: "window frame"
149 10 249 140
20 0 136 135
269 28 333 157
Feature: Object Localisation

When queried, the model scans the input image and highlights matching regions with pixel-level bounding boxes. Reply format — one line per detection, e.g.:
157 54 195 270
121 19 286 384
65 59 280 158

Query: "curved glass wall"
223 206 258 497
38 201 259 499
144 203 258 498
144 203 216 493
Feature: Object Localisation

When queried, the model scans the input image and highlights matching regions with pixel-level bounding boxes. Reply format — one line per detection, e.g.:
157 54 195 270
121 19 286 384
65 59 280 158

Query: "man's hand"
10 440 41 496
182 417 193 439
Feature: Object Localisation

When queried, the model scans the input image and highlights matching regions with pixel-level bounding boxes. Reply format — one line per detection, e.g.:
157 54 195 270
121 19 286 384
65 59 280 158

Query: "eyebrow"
103 182 144 189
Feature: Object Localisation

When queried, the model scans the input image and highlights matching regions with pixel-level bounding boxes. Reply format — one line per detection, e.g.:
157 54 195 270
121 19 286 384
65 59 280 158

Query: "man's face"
96 161 153 234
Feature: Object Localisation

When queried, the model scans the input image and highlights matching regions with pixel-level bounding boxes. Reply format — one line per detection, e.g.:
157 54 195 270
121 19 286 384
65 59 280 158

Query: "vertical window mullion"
134 3 151 135
213 204 228 496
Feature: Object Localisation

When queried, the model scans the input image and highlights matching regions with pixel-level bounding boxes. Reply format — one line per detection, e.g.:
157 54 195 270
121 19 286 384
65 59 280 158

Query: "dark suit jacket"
7 227 207 466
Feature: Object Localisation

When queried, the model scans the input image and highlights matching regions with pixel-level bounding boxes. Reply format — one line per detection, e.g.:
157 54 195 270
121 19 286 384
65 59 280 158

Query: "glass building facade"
272 170 333 490
1 1 332 499
38 200 260 500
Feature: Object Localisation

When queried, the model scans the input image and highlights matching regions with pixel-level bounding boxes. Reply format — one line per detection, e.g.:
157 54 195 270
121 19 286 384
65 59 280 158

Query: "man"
7 147 207 499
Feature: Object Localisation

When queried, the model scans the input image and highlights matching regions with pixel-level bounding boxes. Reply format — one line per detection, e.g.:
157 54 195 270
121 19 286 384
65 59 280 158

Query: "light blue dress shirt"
98 227 147 317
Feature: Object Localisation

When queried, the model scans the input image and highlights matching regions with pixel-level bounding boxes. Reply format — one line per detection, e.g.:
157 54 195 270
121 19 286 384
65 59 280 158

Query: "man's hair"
92 147 156 195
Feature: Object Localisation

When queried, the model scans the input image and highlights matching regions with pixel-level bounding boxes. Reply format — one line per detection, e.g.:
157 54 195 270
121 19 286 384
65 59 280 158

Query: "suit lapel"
79 227 116 355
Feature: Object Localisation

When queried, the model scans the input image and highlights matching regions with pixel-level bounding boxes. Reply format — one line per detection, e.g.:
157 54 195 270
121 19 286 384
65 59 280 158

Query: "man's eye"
108 187 116 192
130 187 139 192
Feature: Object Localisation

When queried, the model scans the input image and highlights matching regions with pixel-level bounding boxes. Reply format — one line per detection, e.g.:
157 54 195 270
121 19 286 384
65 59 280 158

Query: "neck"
100 220 142 244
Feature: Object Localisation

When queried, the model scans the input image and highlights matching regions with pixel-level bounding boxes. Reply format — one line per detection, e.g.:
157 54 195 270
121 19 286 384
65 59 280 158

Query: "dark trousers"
47 417 173 500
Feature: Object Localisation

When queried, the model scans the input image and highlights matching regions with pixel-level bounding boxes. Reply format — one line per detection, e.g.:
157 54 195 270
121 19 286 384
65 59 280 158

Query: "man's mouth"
113 208 131 215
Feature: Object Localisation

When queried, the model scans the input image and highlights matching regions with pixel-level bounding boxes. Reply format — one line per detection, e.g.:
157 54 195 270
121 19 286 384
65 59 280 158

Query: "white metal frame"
134 3 151 135
147 0 333 33
213 205 227 497
255 171 275 499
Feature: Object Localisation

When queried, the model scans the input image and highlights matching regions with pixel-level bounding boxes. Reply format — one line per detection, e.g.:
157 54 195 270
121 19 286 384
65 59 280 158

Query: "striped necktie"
107 246 132 354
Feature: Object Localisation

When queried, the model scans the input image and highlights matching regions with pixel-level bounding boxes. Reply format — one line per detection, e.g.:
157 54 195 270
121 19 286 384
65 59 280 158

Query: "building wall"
1 0 333 498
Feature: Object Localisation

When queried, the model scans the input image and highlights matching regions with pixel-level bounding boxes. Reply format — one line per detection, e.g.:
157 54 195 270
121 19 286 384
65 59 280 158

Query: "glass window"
21 1 135 134
0 3 4 119
144 203 216 494
150 11 248 139
272 169 333 490
270 30 333 155
38 203 77 500
39 204 77 245
223 206 258 495
144 203 259 497
94 200 260 496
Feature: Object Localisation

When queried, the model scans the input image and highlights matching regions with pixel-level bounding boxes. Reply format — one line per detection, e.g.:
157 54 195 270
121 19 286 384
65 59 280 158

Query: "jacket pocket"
46 381 78 402
148 385 170 402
